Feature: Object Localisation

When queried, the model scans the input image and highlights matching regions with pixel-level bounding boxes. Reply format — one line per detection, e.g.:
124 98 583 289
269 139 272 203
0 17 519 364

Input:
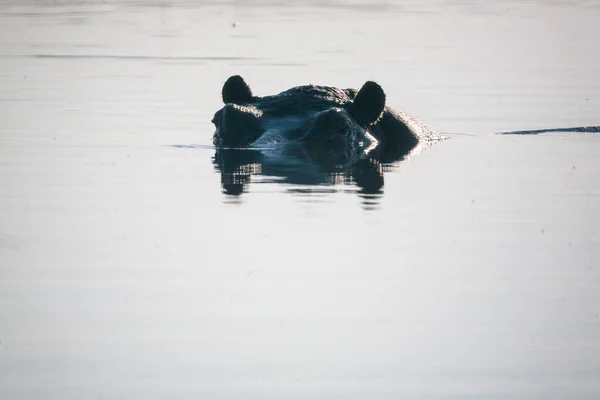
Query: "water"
1 1 599 398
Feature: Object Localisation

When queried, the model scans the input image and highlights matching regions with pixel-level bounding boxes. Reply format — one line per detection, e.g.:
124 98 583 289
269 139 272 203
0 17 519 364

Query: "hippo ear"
350 81 386 126
222 75 253 104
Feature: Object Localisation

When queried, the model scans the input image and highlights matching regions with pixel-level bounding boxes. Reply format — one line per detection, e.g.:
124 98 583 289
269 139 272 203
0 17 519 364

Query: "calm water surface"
1 1 599 398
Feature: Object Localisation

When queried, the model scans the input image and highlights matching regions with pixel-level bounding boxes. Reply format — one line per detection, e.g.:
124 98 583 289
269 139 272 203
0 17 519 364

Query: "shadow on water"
210 139 436 210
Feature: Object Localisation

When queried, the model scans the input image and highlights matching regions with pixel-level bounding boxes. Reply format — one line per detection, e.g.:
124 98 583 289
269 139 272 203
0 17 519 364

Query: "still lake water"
1 1 599 398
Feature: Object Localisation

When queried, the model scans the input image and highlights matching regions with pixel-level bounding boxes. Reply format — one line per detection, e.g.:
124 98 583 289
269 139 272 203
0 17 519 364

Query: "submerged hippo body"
211 75 443 196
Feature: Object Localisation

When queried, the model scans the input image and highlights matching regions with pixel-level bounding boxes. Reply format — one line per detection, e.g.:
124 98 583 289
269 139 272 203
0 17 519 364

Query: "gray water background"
1 1 599 398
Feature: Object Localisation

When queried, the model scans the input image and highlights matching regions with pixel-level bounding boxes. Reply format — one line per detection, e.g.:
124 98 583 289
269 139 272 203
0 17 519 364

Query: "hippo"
212 75 443 166
211 75 444 197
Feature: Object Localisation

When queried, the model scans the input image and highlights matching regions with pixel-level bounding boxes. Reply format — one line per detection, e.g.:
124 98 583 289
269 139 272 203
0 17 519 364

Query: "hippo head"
212 75 386 164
